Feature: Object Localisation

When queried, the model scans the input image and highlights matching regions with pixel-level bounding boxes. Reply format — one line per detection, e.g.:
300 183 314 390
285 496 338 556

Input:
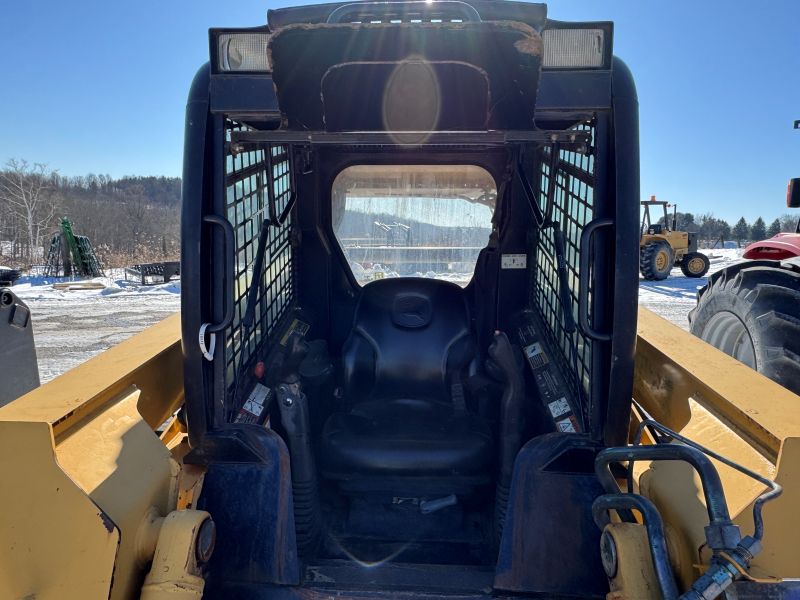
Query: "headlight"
542 28 605 68
218 33 271 72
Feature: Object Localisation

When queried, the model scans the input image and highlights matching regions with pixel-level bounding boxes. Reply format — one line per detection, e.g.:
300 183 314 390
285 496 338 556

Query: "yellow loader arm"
0 314 211 600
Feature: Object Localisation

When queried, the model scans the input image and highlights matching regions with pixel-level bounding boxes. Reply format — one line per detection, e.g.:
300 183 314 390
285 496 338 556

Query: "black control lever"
276 381 321 555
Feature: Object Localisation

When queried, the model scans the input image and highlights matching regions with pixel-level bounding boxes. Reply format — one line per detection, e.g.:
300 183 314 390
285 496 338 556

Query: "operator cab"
180 1 639 597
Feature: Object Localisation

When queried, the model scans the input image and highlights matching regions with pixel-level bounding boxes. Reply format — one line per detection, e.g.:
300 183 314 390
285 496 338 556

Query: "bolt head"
600 529 618 579
195 518 216 564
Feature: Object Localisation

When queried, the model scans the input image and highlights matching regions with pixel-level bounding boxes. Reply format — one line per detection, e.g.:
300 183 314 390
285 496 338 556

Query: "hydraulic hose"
631 416 783 542
596 445 732 531
597 415 784 600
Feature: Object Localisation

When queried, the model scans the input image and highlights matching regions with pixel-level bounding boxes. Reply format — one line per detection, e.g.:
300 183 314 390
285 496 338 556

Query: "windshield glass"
332 165 496 287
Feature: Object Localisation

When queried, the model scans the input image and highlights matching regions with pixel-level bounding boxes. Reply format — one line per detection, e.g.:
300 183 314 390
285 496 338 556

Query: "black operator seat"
320 278 492 486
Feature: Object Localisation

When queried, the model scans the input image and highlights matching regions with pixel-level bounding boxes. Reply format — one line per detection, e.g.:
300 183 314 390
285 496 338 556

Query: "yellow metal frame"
0 314 208 600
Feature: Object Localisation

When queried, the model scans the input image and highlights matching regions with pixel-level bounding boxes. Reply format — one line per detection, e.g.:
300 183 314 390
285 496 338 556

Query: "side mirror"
788 178 800 209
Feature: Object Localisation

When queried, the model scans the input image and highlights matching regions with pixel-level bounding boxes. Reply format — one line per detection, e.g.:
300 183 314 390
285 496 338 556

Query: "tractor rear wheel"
688 261 800 396
680 252 710 278
640 241 674 280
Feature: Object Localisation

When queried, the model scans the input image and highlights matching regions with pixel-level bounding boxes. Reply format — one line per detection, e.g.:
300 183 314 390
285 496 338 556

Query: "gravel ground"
26 294 180 382
13 274 180 383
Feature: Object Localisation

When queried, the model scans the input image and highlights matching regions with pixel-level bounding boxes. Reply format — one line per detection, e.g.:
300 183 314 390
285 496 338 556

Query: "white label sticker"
243 399 264 416
247 383 270 407
556 417 577 433
525 342 543 359
235 383 272 424
548 397 571 419
524 342 549 368
501 254 527 269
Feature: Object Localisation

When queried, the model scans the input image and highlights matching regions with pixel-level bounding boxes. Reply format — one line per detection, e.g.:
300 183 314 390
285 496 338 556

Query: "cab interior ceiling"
267 21 542 132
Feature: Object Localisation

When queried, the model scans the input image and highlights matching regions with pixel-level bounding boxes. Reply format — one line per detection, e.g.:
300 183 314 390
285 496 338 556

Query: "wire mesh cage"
222 121 296 413
530 122 596 402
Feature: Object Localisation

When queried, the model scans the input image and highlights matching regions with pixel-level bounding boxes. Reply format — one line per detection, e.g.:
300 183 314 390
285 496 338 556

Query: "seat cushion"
320 398 493 479
342 278 475 404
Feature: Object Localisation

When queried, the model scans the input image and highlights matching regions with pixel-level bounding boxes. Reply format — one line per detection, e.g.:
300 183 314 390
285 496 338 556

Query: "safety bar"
229 129 592 149
201 215 235 334
578 218 613 341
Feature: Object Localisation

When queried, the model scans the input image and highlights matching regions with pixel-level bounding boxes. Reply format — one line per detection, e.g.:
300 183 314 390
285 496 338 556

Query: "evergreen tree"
732 217 749 244
658 211 696 232
767 218 782 237
720 220 731 241
750 217 767 241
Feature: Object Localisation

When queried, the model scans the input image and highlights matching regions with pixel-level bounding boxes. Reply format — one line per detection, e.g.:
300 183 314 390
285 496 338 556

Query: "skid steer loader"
1 2 798 599
640 196 710 280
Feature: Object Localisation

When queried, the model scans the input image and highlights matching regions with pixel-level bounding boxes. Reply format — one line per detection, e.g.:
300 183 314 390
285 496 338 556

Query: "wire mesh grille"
223 120 295 410
531 123 595 400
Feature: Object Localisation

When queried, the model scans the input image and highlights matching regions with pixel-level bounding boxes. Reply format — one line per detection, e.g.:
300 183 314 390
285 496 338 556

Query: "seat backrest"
342 278 474 403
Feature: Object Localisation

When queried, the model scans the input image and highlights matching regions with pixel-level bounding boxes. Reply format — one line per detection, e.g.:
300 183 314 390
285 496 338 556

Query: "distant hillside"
338 210 491 248
0 162 181 267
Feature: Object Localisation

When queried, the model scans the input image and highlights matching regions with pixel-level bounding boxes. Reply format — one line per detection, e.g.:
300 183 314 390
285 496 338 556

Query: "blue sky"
1 0 798 223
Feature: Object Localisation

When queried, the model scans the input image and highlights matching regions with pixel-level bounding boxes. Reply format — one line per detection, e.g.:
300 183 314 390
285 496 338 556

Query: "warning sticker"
501 254 527 269
524 342 549 369
280 318 310 346
555 416 578 433
516 316 582 434
548 398 571 419
535 370 560 398
234 383 273 424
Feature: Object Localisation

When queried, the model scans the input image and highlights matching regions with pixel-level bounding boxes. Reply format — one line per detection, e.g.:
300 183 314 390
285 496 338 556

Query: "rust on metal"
98 511 116 534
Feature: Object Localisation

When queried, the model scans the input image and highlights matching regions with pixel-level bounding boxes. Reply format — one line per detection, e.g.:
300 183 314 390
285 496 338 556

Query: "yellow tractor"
640 196 710 280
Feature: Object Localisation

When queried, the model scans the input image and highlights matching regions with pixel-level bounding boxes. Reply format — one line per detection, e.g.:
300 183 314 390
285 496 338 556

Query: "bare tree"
0 159 58 261
780 213 799 233
123 186 149 257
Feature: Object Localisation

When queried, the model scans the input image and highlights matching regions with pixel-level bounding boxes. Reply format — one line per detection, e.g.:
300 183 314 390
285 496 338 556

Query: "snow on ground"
13 271 180 383
8 248 745 383
637 248 745 331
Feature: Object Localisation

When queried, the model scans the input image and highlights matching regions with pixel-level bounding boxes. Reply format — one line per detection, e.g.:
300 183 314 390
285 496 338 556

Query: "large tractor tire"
640 241 674 281
680 252 710 278
688 260 800 396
